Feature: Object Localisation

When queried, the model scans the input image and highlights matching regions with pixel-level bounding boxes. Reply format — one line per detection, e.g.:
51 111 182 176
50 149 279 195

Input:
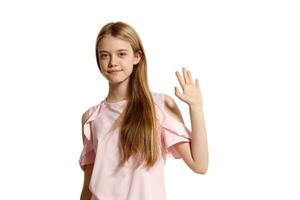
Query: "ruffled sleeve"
79 107 96 171
159 93 193 159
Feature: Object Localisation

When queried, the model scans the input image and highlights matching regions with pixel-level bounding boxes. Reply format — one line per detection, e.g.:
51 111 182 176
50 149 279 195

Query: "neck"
107 80 130 102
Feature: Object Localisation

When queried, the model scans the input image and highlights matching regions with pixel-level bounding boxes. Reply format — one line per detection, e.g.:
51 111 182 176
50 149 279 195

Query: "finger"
175 86 183 100
187 70 194 85
174 86 180 95
175 71 185 89
182 67 190 84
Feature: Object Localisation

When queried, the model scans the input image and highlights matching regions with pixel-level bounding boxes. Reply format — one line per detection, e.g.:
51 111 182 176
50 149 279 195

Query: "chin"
108 75 130 83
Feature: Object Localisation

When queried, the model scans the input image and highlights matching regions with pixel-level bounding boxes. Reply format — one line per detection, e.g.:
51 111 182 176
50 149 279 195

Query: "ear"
134 50 142 65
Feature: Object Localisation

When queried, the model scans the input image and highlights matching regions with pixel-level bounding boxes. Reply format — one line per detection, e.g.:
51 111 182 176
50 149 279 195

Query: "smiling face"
97 35 141 83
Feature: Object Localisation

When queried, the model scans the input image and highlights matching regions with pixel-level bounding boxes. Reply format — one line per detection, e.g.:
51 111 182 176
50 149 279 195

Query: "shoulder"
81 109 90 125
159 93 177 111
163 94 176 108
81 103 99 125
81 108 90 142
149 91 170 103
150 92 176 110
160 93 185 123
152 92 177 108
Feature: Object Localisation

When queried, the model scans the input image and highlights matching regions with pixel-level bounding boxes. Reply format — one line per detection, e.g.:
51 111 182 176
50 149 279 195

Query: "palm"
175 67 203 107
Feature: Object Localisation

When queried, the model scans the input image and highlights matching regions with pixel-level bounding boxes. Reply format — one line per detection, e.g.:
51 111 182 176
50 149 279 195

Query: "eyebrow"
98 49 129 53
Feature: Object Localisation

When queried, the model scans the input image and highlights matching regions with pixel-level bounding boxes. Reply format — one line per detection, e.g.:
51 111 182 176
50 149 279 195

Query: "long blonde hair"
95 21 160 170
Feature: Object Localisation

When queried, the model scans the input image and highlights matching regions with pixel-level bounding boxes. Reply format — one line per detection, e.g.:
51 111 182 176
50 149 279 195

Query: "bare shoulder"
81 109 90 125
162 94 185 123
162 94 199 173
81 109 90 142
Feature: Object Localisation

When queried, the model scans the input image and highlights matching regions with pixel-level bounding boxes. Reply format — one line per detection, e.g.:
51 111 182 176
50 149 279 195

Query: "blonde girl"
79 21 208 200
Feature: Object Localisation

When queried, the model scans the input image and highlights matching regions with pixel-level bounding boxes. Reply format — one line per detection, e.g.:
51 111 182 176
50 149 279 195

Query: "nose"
108 54 118 67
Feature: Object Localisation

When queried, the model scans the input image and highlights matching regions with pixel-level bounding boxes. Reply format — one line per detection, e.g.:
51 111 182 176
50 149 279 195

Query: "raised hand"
175 67 203 108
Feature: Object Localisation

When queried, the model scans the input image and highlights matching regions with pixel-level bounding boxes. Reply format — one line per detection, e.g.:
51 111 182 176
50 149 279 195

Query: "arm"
164 94 209 174
80 164 94 200
174 67 209 173
80 111 94 200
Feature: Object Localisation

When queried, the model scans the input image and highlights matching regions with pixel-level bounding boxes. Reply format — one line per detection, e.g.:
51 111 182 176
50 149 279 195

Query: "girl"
79 21 208 200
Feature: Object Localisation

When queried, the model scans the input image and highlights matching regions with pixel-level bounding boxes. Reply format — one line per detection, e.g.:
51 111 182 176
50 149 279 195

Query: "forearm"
189 104 209 172
80 186 92 200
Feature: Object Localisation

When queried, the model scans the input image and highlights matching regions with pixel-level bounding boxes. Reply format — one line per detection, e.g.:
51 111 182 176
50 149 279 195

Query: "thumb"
174 87 183 100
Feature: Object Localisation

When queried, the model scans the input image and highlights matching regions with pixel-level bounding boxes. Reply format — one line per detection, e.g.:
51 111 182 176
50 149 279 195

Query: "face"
97 35 141 83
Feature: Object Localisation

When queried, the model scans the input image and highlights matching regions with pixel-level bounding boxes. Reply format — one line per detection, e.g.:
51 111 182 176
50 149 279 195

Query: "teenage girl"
79 21 209 200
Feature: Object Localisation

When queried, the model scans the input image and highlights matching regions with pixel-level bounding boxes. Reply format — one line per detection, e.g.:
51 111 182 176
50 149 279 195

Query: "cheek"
122 57 133 64
100 60 108 65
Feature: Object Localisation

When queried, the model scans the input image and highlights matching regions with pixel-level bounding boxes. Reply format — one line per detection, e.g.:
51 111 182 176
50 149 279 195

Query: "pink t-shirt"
79 92 192 200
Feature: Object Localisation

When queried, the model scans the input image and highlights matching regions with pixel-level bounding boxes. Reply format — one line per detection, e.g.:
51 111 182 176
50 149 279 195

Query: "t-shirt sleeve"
79 108 96 171
159 93 192 159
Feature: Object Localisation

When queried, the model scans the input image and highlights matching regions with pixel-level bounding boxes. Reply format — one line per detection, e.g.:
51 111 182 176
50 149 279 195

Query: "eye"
100 54 108 59
119 53 127 56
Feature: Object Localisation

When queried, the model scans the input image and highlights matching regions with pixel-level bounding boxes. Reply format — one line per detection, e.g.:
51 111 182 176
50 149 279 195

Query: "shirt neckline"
103 97 129 105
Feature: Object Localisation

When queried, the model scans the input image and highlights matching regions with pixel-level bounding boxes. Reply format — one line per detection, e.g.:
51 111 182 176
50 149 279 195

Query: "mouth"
107 70 122 74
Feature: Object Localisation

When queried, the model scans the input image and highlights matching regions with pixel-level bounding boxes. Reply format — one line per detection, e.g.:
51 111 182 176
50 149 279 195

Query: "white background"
0 0 299 199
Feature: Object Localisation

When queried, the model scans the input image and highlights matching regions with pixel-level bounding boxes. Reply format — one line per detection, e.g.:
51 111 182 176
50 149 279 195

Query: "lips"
107 70 122 73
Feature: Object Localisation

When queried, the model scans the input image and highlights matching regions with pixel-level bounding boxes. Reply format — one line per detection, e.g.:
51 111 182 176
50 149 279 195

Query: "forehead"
97 35 132 52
